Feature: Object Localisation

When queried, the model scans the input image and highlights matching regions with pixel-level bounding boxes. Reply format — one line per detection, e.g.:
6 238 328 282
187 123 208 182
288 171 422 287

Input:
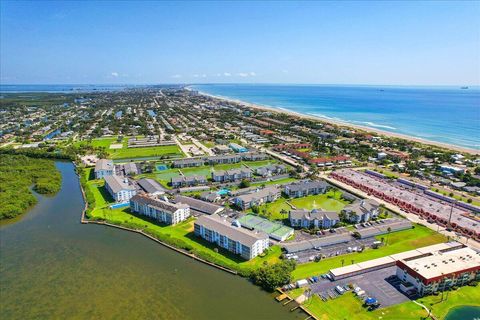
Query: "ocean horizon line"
1 83 479 89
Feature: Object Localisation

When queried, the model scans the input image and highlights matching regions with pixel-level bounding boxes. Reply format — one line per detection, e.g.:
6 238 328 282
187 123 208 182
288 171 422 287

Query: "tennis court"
238 214 294 241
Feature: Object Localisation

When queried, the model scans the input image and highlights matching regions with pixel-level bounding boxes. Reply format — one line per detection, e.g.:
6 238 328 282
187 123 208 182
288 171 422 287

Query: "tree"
385 227 392 245
239 179 250 188
250 260 296 291
331 187 339 198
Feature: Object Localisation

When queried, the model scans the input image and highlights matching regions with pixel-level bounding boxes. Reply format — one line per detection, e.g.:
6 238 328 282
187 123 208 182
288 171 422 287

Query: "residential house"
171 175 207 188
137 178 165 196
343 199 381 223
255 164 287 177
130 194 190 225
173 195 224 215
233 186 281 210
242 152 268 161
104 175 137 202
200 191 222 203
289 209 339 229
194 214 269 260
207 155 242 165
95 159 114 179
211 168 252 182
213 145 231 154
118 162 139 176
284 180 329 198
172 158 204 168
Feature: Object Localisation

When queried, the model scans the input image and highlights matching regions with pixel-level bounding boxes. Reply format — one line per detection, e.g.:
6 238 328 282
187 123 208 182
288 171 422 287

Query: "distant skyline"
1 1 479 85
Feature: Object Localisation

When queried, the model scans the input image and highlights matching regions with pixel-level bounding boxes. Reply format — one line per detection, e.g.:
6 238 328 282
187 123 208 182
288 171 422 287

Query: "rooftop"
195 214 268 246
401 247 480 280
131 194 189 213
173 195 224 215
95 158 114 172
104 175 135 193
137 178 165 194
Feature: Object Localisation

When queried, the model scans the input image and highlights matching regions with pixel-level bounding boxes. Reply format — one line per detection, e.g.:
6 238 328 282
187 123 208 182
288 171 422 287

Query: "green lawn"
292 224 447 280
74 136 184 159
110 145 183 159
74 137 122 149
202 140 216 148
290 191 348 212
297 285 480 320
255 190 348 221
88 206 282 273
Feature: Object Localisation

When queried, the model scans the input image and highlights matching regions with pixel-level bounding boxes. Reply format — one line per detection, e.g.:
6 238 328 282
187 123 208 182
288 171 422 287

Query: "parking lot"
307 266 410 308
292 237 378 263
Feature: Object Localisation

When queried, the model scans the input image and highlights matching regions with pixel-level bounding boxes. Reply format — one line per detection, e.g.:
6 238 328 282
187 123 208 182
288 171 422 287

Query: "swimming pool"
110 202 130 209
217 188 230 196
156 164 168 171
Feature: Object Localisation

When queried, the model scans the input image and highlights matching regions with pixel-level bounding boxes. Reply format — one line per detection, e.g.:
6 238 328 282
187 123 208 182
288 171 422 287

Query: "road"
174 136 192 157
192 138 214 156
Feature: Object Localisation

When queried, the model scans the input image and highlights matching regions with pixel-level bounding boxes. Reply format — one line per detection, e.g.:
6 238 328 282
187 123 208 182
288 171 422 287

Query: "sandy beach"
193 89 479 155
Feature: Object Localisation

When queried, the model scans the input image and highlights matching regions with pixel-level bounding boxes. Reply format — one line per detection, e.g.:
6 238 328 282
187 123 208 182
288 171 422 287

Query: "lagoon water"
445 306 480 320
192 84 480 150
0 162 302 320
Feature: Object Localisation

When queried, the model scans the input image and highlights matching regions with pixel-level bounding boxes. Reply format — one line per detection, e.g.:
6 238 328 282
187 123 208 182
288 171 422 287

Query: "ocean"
0 84 138 93
191 84 480 150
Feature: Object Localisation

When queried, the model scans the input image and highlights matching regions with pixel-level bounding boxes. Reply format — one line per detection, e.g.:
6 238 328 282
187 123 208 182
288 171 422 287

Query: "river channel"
0 162 303 319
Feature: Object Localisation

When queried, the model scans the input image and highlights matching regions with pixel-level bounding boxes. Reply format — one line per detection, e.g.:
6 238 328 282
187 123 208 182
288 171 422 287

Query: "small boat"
460 86 469 89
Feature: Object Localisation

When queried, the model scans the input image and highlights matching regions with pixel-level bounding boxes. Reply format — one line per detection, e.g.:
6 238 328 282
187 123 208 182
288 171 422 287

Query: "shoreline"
190 87 479 155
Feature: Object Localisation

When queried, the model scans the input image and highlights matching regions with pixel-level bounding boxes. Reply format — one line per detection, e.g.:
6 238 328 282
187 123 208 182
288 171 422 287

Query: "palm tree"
385 227 392 245
331 187 339 199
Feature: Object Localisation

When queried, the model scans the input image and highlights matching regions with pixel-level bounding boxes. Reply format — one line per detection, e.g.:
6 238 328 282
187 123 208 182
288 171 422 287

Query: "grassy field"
110 145 183 159
202 140 216 148
292 224 447 280
296 284 480 320
74 137 184 159
254 190 348 221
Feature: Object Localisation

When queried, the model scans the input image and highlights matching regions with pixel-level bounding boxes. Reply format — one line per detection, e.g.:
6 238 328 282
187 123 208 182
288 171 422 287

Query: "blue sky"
1 1 479 85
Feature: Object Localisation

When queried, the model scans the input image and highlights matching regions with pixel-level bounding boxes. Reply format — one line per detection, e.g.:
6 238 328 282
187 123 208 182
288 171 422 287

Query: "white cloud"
171 74 182 78
237 71 256 77
223 72 231 77
201 74 207 78
111 72 119 77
